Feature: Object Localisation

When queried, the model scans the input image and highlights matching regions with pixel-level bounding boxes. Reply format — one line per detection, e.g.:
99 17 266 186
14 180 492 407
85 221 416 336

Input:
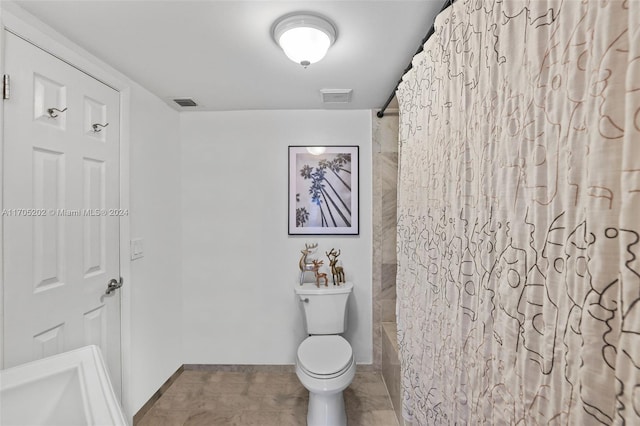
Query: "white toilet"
295 282 355 426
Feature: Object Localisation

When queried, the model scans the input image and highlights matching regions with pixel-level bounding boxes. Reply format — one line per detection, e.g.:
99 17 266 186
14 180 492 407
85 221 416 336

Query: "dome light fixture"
272 13 337 68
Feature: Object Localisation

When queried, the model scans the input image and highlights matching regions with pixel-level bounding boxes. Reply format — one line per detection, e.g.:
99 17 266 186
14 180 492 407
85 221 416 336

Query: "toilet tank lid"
295 282 353 295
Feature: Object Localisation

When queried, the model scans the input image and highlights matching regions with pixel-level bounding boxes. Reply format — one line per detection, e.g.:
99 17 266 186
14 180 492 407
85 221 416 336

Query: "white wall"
180 110 373 365
128 85 182 413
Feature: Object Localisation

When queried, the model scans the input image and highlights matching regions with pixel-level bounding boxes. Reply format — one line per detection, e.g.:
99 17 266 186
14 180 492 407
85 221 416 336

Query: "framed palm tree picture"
288 146 359 235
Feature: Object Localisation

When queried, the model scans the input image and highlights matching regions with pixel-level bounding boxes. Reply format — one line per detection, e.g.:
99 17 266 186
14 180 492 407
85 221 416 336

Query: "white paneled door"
2 32 122 398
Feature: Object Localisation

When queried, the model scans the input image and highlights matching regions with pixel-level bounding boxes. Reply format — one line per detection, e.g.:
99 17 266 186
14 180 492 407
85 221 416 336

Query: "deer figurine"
311 259 328 287
299 242 318 285
326 248 345 285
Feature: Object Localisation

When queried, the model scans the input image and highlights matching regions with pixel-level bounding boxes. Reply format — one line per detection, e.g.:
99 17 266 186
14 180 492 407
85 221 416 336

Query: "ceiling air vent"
173 98 198 107
321 89 352 104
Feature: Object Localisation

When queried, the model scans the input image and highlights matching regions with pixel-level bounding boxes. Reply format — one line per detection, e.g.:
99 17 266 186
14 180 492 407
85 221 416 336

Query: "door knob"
105 277 123 295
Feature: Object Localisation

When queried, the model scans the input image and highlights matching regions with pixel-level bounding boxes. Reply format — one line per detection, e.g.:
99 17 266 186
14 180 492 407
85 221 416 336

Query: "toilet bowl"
295 335 356 426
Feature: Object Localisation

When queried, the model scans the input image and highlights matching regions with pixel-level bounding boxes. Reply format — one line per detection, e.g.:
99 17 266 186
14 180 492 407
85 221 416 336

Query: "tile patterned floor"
137 370 399 426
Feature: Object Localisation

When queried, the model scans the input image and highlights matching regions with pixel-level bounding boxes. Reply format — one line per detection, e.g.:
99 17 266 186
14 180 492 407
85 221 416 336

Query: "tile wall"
371 111 401 423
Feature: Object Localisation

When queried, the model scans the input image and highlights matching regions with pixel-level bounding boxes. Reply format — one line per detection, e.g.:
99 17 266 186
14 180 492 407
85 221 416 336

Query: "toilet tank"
295 282 353 335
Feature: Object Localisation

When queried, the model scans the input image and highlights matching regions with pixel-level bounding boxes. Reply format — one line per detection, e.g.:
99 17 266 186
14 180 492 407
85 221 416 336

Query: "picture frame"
288 146 359 235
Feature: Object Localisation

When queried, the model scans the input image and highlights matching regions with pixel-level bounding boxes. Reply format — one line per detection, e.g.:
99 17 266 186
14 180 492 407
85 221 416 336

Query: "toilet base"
307 390 347 426
295 344 355 426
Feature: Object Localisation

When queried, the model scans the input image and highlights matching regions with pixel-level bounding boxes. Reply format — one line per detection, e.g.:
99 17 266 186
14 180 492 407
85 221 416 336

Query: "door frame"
0 3 134 421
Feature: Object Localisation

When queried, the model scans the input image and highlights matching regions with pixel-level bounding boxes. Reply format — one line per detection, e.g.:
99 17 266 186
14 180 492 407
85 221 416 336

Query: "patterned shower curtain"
395 0 640 424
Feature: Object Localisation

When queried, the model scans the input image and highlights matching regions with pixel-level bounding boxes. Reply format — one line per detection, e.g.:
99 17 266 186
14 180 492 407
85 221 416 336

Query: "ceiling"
8 0 443 112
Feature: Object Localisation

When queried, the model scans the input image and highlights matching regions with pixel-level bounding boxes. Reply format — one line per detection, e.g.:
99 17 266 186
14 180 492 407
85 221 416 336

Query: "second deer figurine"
311 259 328 288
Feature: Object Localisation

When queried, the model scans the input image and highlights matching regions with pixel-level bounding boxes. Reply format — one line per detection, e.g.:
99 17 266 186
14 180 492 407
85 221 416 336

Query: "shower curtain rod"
376 0 455 118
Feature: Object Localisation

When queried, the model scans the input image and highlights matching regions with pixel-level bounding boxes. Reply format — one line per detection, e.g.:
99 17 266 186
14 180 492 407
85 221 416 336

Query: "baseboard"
183 364 296 373
132 365 184 425
183 363 375 372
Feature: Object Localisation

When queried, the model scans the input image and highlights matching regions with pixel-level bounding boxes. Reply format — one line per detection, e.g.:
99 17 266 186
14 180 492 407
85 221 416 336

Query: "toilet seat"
297 335 353 379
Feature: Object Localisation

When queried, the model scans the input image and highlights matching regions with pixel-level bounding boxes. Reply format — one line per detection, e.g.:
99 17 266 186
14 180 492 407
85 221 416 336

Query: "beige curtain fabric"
396 0 640 424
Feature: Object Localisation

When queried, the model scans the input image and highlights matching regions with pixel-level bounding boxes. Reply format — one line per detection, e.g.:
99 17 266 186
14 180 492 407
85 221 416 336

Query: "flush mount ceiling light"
272 13 337 67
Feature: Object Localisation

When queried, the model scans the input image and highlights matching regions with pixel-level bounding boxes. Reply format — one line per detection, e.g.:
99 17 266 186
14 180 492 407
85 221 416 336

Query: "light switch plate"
130 238 144 260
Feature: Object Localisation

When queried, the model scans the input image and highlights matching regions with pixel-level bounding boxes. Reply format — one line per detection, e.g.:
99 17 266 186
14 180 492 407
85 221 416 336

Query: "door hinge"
2 75 9 100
